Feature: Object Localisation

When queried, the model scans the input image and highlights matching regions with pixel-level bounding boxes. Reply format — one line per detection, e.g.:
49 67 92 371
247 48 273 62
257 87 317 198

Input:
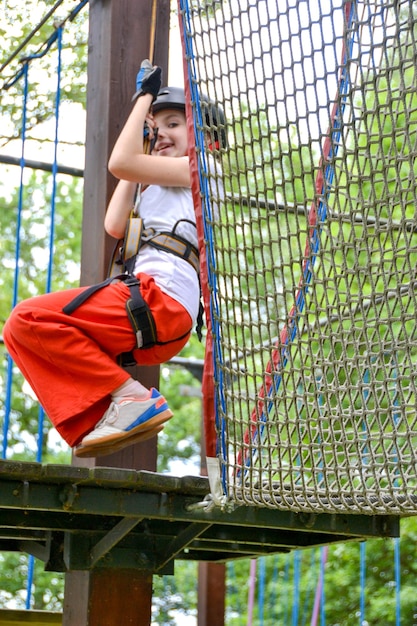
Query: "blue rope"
394 537 401 626
359 351 401 624
282 554 291 626
1 0 91 611
35 25 63 463
269 555 280 624
2 62 30 459
179 0 228 493
2 0 88 91
291 551 301 626
8 26 64 609
358 358 374 624
359 542 366 623
3 30 60 90
391 358 401 626
300 549 317 626
320 547 327 626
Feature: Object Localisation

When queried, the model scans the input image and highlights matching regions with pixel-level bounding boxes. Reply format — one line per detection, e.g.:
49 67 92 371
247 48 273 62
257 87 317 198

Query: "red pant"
3 273 192 446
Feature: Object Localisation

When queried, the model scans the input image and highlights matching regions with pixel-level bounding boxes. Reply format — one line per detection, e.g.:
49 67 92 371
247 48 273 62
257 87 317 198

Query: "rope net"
179 0 417 515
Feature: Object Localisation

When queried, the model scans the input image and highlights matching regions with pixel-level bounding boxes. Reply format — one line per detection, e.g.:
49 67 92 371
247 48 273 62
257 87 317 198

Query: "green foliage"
226 102 317 205
152 564 198 625
0 171 83 460
1 0 88 149
158 334 204 474
223 520 417 626
2 1 417 623
0 552 65 610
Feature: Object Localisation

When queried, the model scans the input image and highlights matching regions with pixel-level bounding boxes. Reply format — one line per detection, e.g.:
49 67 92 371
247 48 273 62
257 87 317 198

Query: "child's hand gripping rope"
132 58 162 102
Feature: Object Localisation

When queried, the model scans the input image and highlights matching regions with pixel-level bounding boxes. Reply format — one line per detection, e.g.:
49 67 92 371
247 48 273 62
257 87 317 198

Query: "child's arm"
104 180 137 239
108 93 190 189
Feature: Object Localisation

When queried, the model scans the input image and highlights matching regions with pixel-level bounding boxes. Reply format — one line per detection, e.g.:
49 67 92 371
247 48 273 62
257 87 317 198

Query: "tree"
2 1 417 623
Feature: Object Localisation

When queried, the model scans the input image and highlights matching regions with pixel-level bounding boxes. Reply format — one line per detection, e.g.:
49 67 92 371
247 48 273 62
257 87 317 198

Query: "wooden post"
198 416 226 626
80 0 171 286
63 1 170 625
197 562 226 626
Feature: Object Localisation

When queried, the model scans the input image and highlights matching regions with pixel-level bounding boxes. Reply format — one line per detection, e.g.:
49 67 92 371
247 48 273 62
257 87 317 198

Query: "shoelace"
96 402 120 428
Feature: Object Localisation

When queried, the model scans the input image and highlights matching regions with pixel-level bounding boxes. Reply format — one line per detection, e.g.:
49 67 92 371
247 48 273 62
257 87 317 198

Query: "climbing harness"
109 217 199 277
62 273 158 349
63 216 200 364
63 78 207 363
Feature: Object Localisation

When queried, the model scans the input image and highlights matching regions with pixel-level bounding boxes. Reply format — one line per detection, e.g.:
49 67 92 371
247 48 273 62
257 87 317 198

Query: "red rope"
178 1 218 459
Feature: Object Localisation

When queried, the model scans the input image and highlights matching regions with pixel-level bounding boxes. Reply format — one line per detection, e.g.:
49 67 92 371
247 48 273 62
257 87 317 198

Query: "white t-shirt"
134 155 223 325
134 182 200 323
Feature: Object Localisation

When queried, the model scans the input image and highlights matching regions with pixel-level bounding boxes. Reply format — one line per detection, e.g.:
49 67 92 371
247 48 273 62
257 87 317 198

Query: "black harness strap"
63 274 191 360
63 276 115 315
63 274 157 350
63 217 201 364
123 276 157 349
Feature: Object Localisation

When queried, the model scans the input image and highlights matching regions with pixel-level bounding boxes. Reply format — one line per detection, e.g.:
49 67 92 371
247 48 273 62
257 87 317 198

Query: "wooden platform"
0 610 62 626
0 460 399 574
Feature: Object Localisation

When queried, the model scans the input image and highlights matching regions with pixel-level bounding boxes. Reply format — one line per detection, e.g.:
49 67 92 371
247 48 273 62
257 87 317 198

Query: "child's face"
151 108 188 158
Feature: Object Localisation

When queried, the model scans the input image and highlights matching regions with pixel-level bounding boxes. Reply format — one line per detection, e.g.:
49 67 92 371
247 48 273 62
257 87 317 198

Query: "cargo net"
179 0 417 515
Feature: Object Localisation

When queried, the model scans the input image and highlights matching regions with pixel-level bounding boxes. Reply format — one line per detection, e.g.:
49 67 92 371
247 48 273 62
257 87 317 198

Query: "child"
3 64 223 458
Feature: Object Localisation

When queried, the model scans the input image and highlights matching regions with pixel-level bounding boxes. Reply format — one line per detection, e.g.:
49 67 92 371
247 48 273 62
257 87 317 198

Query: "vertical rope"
2 62 30 459
359 542 366 624
35 25 63 464
292 551 301 626
148 0 158 63
1 0 86 613
269 555 280 624
178 0 228 497
394 538 401 626
258 556 266 626
301 549 318 626
282 554 291 626
311 546 328 626
392 358 401 626
25 26 64 609
358 357 374 624
247 558 257 626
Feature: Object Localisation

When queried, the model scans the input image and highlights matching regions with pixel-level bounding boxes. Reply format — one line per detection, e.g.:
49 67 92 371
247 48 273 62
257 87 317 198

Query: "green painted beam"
0 610 62 625
0 460 401 573
0 474 399 537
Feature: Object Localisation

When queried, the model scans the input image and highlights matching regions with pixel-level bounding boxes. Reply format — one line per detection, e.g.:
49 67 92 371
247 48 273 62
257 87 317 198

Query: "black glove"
132 59 162 102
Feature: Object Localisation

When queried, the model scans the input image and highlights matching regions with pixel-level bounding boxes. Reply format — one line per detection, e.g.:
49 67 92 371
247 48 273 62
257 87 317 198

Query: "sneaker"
73 388 173 458
74 424 164 458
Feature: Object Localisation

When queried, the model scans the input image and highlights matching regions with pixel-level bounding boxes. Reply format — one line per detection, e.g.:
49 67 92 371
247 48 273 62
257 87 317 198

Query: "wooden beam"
88 569 153 626
63 0 170 623
197 563 226 626
0 610 62 626
80 0 171 286
198 417 226 626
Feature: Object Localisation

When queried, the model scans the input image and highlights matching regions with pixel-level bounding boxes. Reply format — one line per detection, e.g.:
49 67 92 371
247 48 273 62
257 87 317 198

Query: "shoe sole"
74 424 164 458
73 408 173 458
